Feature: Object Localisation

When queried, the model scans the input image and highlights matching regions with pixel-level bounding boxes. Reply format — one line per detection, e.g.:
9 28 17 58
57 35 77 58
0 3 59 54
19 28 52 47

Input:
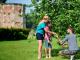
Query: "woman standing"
36 16 55 60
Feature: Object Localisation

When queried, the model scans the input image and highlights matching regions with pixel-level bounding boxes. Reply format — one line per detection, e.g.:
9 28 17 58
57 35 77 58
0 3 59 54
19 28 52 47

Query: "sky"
6 0 33 13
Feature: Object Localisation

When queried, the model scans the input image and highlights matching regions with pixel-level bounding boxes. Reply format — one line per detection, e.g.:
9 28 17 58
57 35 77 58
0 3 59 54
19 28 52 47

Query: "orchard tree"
31 0 80 35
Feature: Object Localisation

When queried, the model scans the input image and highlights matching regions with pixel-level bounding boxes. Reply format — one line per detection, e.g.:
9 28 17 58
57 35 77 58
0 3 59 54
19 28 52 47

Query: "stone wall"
0 4 26 28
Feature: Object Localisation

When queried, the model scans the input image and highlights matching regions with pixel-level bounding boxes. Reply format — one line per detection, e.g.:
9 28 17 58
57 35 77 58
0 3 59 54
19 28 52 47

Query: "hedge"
0 28 30 41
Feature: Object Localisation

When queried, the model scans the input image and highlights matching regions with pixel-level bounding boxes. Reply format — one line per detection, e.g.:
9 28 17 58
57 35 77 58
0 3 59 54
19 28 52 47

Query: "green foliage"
0 28 30 40
31 0 80 35
31 0 37 5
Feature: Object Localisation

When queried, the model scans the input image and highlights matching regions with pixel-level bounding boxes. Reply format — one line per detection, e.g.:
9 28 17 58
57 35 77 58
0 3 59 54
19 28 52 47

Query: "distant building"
0 3 26 28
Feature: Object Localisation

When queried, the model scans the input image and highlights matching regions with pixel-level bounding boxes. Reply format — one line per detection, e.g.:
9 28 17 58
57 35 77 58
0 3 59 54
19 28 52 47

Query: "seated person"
57 26 79 55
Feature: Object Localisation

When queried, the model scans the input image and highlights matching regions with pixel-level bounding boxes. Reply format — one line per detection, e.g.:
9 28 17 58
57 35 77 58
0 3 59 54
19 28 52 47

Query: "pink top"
44 26 51 40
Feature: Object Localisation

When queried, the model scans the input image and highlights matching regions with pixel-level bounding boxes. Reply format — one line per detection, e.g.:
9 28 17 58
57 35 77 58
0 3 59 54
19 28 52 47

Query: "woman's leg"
45 48 48 58
49 48 52 58
48 43 52 58
38 40 42 60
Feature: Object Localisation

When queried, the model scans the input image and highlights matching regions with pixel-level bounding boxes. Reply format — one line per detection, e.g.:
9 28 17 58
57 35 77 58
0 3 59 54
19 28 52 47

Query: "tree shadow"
51 48 62 57
75 49 80 59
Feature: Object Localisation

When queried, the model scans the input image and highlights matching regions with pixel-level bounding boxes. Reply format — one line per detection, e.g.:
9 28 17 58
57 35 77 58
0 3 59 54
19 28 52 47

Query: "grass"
0 37 80 60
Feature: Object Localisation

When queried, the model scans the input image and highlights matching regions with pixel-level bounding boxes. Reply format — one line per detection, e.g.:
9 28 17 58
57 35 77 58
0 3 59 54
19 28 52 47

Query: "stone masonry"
0 3 26 28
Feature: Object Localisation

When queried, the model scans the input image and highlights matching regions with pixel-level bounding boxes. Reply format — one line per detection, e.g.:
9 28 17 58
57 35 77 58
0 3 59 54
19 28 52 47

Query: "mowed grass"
0 37 80 60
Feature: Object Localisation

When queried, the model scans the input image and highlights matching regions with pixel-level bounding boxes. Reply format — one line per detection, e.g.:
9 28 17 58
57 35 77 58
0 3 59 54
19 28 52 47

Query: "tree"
31 0 80 35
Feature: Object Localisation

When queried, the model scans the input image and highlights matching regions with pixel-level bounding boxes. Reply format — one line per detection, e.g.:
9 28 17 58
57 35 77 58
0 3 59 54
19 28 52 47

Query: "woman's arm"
44 27 56 35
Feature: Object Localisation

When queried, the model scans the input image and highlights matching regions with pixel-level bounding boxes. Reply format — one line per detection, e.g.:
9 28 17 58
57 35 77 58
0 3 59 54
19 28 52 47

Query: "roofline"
0 3 26 6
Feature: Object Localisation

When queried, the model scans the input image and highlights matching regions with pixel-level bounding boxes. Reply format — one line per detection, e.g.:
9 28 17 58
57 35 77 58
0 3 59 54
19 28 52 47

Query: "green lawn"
0 37 80 60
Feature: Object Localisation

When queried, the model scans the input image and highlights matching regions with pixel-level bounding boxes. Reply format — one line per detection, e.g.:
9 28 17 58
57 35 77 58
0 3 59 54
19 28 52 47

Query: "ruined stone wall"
0 4 25 28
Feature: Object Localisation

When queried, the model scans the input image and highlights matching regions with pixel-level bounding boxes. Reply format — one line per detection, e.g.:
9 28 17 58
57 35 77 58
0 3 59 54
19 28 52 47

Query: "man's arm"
56 34 68 46
62 35 68 44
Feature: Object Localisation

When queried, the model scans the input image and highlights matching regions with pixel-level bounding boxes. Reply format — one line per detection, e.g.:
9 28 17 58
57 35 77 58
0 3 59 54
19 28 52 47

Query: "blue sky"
6 0 33 13
6 0 32 5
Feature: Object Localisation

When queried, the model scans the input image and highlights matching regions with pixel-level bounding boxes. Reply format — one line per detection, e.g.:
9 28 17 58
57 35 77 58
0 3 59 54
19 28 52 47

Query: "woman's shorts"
36 33 44 40
44 40 52 48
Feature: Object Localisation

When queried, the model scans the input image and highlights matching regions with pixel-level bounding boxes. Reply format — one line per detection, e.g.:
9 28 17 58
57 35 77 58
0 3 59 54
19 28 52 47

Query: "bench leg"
70 55 75 60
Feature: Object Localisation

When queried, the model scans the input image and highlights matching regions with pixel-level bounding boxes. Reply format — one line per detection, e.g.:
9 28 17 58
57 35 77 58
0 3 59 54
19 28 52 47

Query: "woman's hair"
46 20 51 25
43 16 49 20
46 20 52 31
68 25 75 33
39 16 49 22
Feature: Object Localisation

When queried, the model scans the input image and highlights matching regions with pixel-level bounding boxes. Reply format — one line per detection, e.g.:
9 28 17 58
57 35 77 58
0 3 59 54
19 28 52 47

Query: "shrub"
0 28 30 41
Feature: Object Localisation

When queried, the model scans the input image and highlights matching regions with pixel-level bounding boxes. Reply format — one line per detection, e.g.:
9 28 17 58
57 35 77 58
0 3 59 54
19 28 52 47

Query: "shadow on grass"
75 50 80 59
51 49 62 57
42 48 63 58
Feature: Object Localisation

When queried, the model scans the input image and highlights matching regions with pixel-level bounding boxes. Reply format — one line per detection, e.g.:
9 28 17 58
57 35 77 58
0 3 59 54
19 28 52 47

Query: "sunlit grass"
0 37 80 60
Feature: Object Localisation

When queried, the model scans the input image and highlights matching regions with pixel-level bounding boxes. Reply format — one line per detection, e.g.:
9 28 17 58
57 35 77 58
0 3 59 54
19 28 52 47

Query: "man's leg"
59 49 69 56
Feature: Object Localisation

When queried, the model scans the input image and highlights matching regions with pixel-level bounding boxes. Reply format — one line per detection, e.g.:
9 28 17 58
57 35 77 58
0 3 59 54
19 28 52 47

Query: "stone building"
0 3 26 28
